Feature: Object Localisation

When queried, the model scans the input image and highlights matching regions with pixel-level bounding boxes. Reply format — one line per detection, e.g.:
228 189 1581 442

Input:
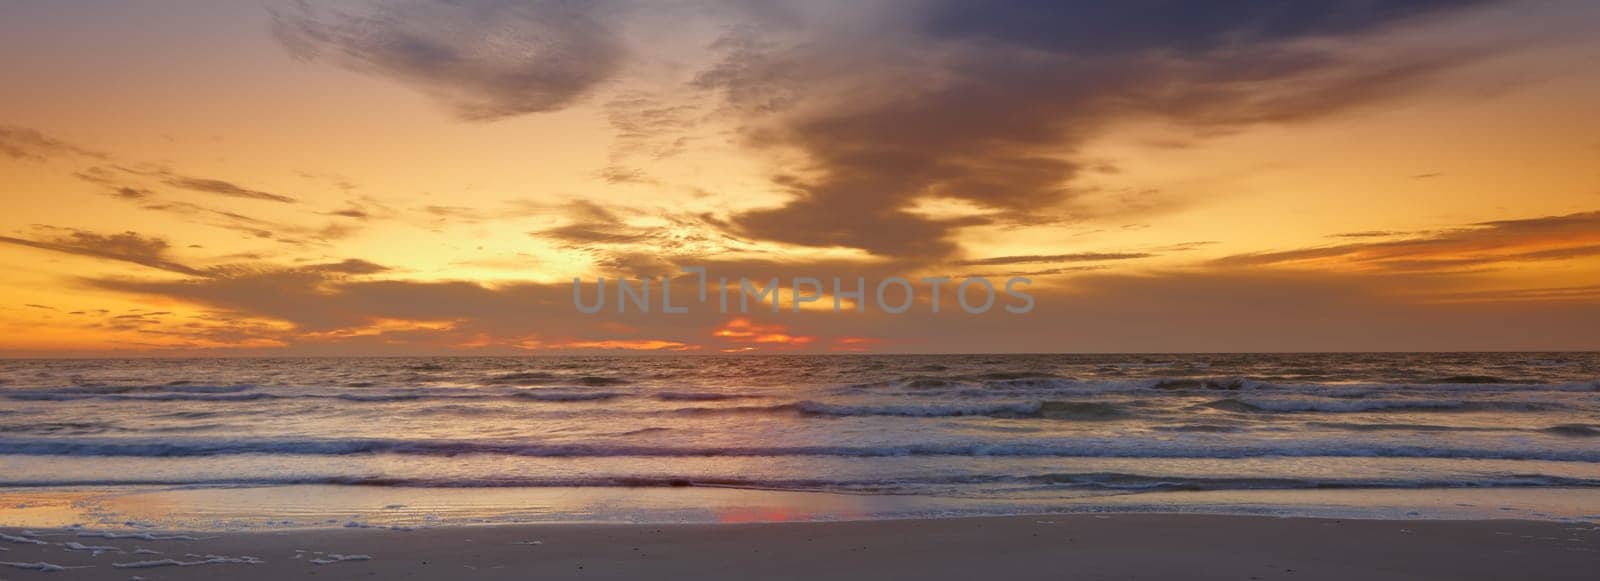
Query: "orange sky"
1 0 1598 355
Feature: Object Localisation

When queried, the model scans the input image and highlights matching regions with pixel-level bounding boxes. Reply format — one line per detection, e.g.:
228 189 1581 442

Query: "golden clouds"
1 1 1599 353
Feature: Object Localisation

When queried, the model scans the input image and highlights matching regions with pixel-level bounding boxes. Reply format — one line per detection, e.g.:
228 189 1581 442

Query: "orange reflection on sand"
716 505 865 523
717 507 802 523
0 489 168 529
716 499 870 524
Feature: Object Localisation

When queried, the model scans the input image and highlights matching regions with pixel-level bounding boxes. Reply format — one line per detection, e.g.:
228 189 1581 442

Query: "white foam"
0 533 46 545
62 541 121 556
78 531 207 541
1 560 70 571
310 553 372 564
1233 397 1468 413
796 400 1042 417
113 554 264 568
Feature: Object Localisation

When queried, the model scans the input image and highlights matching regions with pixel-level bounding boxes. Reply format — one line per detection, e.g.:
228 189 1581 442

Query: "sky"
1 0 1598 356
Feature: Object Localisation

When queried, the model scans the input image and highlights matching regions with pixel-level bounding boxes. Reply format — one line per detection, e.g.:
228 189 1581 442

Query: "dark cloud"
959 265 1109 279
90 268 574 338
1428 284 1600 304
306 258 391 275
0 229 205 277
533 200 651 245
605 92 700 159
1025 270 1600 352
130 199 356 246
112 186 154 200
77 163 371 245
83 253 936 353
327 207 370 219
1329 230 1407 238
597 165 652 185
1209 211 1600 273
1147 241 1218 252
272 0 627 121
699 1 1494 260
529 201 742 274
163 176 296 204
79 259 1600 354
921 1 1486 54
0 125 107 161
80 164 296 206
953 252 1153 267
1215 210 1600 272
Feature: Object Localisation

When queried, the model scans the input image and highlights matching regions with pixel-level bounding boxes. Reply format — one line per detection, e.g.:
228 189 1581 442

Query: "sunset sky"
2 0 1598 355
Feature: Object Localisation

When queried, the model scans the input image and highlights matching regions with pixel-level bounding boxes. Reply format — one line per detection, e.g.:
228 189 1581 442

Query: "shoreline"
3 514 1597 580
6 484 1600 533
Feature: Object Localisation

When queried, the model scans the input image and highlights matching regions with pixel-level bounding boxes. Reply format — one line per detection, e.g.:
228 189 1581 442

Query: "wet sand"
3 514 1597 580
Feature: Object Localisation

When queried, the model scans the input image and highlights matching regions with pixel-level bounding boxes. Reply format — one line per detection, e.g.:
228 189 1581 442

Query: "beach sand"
3 514 1597 580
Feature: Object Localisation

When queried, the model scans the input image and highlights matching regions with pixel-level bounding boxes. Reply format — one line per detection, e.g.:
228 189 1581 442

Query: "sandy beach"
2 514 1596 580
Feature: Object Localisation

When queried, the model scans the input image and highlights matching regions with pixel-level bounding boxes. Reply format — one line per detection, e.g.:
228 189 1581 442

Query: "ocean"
2 353 1599 529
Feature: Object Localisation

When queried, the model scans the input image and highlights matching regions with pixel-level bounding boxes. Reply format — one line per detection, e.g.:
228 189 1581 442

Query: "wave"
6 384 259 395
794 401 1043 418
653 392 758 402
1195 397 1557 413
1542 424 1600 437
1198 397 1465 413
4 437 1599 461
847 374 1156 394
483 372 628 386
1307 422 1506 433
4 384 265 401
839 376 1600 399
1152 378 1252 391
2 386 625 404
1422 375 1517 384
510 391 625 402
6 391 282 402
1021 472 1600 491
0 422 119 436
845 375 965 390
0 471 1594 492
6 378 1593 403
669 403 799 415
788 400 1126 419
1151 423 1244 433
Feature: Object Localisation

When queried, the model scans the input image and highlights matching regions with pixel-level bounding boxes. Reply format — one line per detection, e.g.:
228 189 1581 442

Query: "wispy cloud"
271 0 627 121
953 252 1153 267
162 176 296 204
1214 211 1600 272
0 228 205 276
0 125 107 161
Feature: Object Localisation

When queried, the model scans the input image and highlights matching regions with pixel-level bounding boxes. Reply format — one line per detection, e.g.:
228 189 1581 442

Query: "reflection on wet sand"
3 485 1599 532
